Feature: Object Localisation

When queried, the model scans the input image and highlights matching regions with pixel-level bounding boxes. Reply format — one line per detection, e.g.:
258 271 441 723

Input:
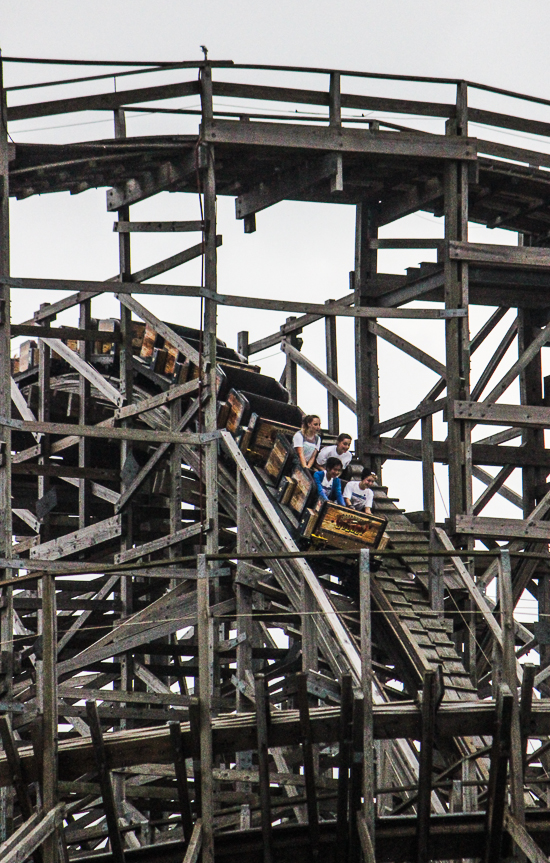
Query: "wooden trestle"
3 55 550 863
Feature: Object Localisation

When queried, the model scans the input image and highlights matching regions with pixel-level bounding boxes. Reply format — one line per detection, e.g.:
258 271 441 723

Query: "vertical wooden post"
296 673 319 858
200 64 219 564
325 300 339 435
168 721 194 842
237 330 249 359
518 308 545 517
329 72 343 193
498 550 524 824
336 674 353 857
301 580 318 673
484 684 514 863
115 109 134 720
42 574 58 863
283 317 301 404
360 549 375 844
197 554 214 863
416 669 438 863
519 663 536 775
235 468 254 825
86 701 125 863
254 674 273 863
78 298 91 529
444 82 471 530
354 204 380 477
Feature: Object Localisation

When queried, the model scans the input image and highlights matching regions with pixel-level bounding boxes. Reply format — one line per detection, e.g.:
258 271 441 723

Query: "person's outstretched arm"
334 478 346 506
313 471 328 501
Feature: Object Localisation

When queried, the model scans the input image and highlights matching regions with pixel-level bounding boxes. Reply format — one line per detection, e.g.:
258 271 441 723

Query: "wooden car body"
311 502 387 551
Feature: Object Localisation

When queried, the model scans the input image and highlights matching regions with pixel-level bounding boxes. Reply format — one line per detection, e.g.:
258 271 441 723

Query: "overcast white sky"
2 1 550 557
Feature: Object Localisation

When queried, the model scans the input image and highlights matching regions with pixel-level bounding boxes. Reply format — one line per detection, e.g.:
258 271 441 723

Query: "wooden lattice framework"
2 55 550 863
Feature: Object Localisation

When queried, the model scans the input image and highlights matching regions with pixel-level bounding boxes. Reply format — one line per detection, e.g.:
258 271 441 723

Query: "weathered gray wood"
325 300 339 434
336 675 353 857
455 400 550 428
168 721 194 842
473 465 515 515
416 669 438 863
235 154 340 219
470 318 518 401
3 276 467 316
2 416 217 446
449 240 550 267
197 554 214 863
202 119 477 159
435 528 504 647
455 515 550 541
40 336 123 406
114 521 205 564
116 292 201 365
182 819 202 863
0 805 65 863
472 465 523 510
254 674 273 863
29 515 122 561
360 549 375 845
114 220 204 232
86 700 126 863
504 811 547 863
296 673 319 855
368 320 447 377
281 340 356 412
372 398 445 436
114 379 199 420
485 685 514 863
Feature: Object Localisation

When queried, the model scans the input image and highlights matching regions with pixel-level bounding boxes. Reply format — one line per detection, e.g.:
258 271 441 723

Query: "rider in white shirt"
344 469 377 513
317 433 352 470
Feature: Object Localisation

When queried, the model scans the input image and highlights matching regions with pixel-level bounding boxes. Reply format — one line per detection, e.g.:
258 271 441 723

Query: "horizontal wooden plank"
201 119 477 160
8 80 200 121
1 417 219 445
113 220 204 233
114 521 206 564
372 399 445 436
29 515 122 561
364 437 550 467
11 325 121 341
453 400 550 428
448 241 550 268
455 515 550 541
212 80 453 119
1 276 467 317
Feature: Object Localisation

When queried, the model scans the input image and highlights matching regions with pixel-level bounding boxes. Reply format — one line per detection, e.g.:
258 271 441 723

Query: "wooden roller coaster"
3 55 550 863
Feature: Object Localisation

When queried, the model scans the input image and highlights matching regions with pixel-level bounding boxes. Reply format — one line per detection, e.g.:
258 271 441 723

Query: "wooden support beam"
0 806 65 863
281 340 356 413
348 696 364 863
114 379 199 420
0 716 34 822
454 400 550 428
2 276 467 317
504 811 548 863
114 220 204 232
470 318 518 401
472 465 523 510
2 416 216 446
455 515 550 541
235 154 340 219
325 301 339 434
201 120 477 159
372 398 445 437
473 465 515 515
182 819 202 863
254 674 273 863
168 721 194 843
482 320 550 405
336 674 353 858
114 393 208 513
296 673 319 857
435 528 504 648
29 515 122 561
41 571 58 863
360 548 375 847
368 320 447 377
85 700 126 863
113 521 205 564
40 336 123 406
520 664 536 774
197 553 214 863
416 669 439 863
449 240 550 267
484 684 514 863
116 293 201 365
357 811 376 863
